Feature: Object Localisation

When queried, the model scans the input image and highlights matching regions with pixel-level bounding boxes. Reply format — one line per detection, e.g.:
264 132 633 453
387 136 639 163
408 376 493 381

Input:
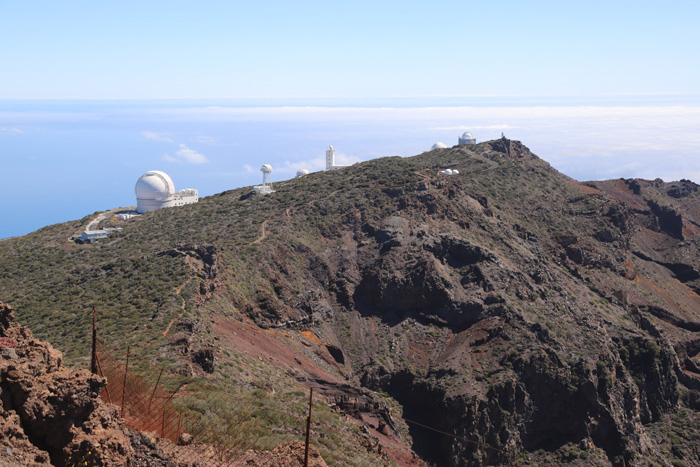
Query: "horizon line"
2 92 700 101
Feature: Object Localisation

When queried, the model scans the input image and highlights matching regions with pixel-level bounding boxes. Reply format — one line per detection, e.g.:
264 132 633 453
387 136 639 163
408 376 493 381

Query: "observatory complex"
458 132 476 145
325 146 350 171
431 131 476 150
135 170 199 213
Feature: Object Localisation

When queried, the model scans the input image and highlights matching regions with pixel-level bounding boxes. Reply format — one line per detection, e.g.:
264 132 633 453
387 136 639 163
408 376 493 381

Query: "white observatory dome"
458 131 476 145
431 142 447 150
261 164 273 173
452 169 460 175
135 171 176 200
444 169 454 175
296 169 310 178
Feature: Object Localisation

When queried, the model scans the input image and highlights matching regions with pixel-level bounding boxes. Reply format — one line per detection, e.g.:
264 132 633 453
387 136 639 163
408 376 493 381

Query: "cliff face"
2 140 700 466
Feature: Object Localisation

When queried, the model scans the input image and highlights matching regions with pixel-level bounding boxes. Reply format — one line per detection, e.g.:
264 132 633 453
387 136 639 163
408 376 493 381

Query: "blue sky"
1 1 700 239
1 1 699 99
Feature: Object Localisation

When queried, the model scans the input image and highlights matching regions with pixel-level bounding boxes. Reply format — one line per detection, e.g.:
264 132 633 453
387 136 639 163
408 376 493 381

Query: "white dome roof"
135 171 175 200
461 132 474 139
261 164 273 173
431 142 447 150
296 169 310 177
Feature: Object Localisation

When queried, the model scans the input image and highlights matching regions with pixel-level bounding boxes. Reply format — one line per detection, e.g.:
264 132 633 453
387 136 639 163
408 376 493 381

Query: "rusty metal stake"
304 387 313 467
147 368 164 415
120 346 130 417
89 305 99 374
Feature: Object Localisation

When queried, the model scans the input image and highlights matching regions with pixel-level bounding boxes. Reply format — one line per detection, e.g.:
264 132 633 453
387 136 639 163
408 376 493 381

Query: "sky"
1 1 700 239
2 0 699 99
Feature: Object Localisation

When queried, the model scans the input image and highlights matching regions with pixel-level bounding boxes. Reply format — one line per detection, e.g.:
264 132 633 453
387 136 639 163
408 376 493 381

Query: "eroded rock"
0 301 132 466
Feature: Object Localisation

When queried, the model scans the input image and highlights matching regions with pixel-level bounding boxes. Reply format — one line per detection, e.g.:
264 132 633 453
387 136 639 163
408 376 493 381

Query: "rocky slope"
1 138 700 466
0 300 135 466
0 300 333 466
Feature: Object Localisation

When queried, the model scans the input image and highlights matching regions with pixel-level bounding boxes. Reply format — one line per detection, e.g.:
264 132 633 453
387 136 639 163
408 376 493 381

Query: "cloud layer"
175 144 208 164
141 131 173 143
142 131 209 164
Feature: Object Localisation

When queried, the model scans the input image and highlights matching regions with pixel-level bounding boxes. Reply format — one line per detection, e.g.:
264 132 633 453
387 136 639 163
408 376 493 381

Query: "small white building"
458 132 476 145
296 169 310 178
135 170 198 213
326 146 350 171
77 228 123 244
431 142 448 150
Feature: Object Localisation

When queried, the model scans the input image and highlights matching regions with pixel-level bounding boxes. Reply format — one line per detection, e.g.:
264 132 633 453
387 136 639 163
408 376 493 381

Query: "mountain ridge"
2 139 700 466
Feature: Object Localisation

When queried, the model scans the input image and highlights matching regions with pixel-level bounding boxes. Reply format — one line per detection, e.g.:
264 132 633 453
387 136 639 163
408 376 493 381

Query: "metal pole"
90 305 98 374
147 368 164 415
304 387 313 467
121 346 130 417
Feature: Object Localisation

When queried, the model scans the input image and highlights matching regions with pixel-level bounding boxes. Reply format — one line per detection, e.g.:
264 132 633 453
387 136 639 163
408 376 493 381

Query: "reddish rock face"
0 301 132 466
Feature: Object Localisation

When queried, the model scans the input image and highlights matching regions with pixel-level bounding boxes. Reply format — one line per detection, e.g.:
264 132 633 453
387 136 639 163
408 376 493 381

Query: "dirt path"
162 277 193 337
251 220 269 244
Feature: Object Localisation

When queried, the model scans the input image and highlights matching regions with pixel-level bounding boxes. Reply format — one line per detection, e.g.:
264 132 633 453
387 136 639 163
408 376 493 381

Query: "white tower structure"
254 164 275 195
431 142 448 150
325 145 350 171
458 132 476 145
135 170 198 213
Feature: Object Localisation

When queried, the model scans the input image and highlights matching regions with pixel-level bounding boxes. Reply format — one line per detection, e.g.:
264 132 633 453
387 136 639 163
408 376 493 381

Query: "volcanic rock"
0 301 132 466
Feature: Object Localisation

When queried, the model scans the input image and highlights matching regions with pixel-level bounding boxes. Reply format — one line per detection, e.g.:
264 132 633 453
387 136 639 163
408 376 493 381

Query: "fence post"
121 346 130 417
90 305 98 374
147 368 164 415
304 387 313 467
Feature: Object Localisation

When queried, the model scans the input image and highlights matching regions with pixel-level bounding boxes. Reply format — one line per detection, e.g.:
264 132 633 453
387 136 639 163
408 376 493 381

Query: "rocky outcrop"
0 301 132 466
157 244 222 297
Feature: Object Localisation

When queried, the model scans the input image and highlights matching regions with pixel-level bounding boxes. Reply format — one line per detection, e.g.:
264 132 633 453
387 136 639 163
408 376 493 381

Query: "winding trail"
252 220 269 244
162 277 193 337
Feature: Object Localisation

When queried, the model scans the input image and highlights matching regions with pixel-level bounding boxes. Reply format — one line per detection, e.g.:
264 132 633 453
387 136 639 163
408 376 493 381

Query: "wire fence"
96 341 181 442
94 338 299 465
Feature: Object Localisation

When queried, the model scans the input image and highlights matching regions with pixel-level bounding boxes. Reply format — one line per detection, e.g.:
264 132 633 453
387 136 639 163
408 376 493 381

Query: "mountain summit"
2 139 700 466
